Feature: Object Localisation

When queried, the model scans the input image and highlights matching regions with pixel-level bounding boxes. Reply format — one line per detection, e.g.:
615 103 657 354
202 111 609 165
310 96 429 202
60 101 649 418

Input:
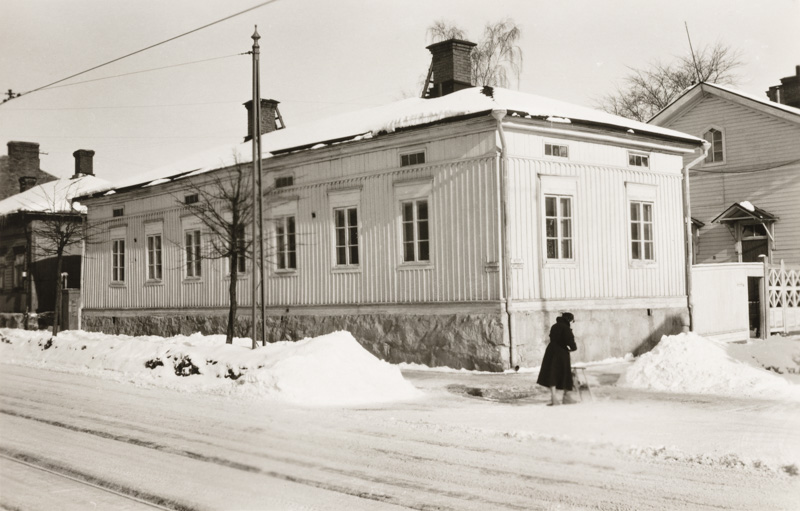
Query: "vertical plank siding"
504 129 687 301
660 94 800 265
84 120 692 313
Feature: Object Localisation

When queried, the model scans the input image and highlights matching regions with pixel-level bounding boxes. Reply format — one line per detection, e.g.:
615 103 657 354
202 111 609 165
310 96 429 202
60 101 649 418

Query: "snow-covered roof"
105 87 704 193
0 174 112 217
649 82 800 125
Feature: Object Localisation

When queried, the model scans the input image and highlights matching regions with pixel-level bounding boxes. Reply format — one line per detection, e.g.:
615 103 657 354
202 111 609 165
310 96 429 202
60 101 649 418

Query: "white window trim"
627 150 651 169
274 215 298 274
399 147 427 168
543 140 570 159
626 182 657 266
539 175 578 267
144 221 163 283
394 179 433 269
329 188 361 271
110 226 126 285
700 125 726 167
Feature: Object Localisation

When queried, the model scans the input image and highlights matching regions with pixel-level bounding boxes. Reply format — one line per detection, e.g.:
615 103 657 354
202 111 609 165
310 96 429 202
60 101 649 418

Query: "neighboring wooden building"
0 149 109 323
650 81 800 266
651 77 800 338
79 40 705 370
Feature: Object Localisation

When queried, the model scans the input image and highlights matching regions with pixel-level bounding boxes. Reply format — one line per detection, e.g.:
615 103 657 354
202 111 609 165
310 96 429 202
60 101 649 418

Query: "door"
747 276 761 338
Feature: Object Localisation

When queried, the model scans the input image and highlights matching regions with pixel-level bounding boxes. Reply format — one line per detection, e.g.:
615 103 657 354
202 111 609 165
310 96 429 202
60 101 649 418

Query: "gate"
766 260 800 335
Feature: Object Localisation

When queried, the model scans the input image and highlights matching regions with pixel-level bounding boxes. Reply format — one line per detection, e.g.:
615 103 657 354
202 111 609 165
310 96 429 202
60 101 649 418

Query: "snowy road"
1 363 798 510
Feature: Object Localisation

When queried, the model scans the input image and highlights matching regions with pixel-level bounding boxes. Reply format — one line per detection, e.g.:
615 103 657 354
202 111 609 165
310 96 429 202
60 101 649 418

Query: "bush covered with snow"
618 332 800 401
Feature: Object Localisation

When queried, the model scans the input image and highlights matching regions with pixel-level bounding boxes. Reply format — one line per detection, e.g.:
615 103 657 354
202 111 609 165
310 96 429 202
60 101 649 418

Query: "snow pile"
0 174 111 216
0 329 421 407
618 332 800 401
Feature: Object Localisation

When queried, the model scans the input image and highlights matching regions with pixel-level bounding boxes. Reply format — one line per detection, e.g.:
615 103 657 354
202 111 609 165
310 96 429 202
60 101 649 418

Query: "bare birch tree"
178 161 254 344
598 42 743 122
428 19 523 89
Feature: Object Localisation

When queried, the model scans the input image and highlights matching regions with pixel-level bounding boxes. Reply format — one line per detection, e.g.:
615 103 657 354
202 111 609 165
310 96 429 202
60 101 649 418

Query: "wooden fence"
766 260 800 335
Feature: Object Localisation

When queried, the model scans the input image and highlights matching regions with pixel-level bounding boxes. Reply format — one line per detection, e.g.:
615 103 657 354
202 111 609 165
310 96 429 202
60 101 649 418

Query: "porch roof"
712 201 779 224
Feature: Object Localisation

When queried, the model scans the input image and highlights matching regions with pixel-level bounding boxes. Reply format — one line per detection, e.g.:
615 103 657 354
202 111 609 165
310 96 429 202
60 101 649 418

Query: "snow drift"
0 329 421 407
618 332 800 401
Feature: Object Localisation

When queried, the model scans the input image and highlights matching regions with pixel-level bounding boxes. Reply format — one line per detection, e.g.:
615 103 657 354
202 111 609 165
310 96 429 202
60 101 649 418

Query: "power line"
1 0 280 105
38 53 247 91
692 158 800 174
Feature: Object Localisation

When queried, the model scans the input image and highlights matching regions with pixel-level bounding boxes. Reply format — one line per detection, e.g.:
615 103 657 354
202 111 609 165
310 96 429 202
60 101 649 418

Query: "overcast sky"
1 0 798 184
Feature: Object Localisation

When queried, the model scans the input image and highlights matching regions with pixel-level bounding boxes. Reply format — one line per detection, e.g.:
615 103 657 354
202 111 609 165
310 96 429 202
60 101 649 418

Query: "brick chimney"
19 176 38 193
8 141 40 176
73 149 95 177
244 98 281 142
766 65 800 108
425 39 477 98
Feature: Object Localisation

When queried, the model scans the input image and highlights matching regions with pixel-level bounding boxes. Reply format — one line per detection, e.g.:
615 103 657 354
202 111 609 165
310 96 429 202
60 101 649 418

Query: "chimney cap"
72 149 95 157
426 38 477 51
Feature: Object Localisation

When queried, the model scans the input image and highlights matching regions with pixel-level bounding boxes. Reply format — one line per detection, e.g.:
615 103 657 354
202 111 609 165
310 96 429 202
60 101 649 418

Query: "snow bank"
0 329 421 407
618 332 800 401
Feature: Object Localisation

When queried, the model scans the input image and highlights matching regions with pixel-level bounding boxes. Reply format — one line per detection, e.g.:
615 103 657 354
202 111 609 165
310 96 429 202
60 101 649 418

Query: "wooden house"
650 74 800 336
78 40 706 370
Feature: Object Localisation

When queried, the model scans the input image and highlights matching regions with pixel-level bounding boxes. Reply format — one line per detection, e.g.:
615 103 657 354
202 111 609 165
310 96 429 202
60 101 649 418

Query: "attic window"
545 143 569 158
703 128 724 164
628 152 649 168
184 194 199 205
400 151 425 167
275 176 294 188
112 208 124 217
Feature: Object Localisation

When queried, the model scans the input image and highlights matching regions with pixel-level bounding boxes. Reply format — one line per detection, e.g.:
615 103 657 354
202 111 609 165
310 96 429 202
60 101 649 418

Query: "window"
544 195 573 260
112 208 124 218
112 239 125 282
184 230 202 278
184 194 199 205
13 253 24 289
703 128 724 164
630 201 654 261
402 199 429 262
276 216 297 270
628 152 649 168
275 176 294 188
400 151 425 167
545 143 569 158
334 207 359 266
146 234 163 280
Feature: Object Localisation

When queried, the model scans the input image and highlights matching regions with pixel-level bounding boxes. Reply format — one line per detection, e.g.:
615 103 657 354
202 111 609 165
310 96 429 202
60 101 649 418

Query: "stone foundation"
510 307 689 368
82 310 508 371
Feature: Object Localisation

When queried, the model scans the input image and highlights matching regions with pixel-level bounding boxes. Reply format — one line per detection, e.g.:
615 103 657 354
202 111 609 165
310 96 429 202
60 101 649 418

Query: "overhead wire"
1 0 280 104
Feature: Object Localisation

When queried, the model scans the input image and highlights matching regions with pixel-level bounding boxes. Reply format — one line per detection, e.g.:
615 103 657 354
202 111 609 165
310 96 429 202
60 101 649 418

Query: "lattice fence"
767 261 800 334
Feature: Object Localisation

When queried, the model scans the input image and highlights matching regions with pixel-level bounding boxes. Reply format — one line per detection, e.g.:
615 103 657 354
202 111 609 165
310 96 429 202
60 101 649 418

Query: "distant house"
77 40 705 370
0 148 109 325
650 71 800 337
650 78 800 266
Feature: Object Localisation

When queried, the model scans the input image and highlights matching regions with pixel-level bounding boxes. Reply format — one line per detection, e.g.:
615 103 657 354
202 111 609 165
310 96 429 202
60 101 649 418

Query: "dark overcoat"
536 317 577 390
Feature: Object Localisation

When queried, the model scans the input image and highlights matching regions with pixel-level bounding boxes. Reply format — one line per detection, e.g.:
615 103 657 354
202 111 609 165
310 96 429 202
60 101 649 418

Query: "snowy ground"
1 328 799 509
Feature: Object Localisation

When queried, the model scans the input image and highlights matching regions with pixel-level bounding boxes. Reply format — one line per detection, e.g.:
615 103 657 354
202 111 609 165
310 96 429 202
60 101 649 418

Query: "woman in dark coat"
536 312 578 405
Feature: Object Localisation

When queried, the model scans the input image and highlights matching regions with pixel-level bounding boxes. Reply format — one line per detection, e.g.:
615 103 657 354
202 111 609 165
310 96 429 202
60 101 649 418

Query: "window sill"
224 273 248 280
182 277 203 284
332 267 361 274
109 282 126 288
629 260 657 269
398 262 433 271
543 259 577 269
144 280 164 286
272 270 298 277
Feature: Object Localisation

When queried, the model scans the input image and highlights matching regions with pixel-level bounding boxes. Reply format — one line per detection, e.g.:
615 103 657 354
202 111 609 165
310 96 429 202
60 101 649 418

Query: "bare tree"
599 42 743 122
179 161 254 344
26 183 90 336
427 19 523 89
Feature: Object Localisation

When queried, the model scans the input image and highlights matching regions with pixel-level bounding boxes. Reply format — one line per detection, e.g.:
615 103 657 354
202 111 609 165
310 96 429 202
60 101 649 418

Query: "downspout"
492 109 514 367
683 140 710 332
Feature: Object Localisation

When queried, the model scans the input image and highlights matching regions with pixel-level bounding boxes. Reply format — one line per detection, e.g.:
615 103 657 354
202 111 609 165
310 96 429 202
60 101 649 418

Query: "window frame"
274 174 295 189
539 175 578 268
543 194 574 261
627 151 650 168
400 198 430 264
333 206 360 268
183 228 202 279
112 238 126 283
145 233 163 282
629 200 655 263
275 215 297 272
399 148 426 168
544 141 570 159
701 126 726 166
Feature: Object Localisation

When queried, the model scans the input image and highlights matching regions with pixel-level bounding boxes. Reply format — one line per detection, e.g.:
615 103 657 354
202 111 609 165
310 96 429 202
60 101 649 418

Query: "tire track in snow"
0 408 533 511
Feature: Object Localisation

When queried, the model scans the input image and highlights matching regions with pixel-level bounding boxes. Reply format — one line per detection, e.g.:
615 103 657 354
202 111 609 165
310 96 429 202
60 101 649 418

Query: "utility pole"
250 27 261 350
